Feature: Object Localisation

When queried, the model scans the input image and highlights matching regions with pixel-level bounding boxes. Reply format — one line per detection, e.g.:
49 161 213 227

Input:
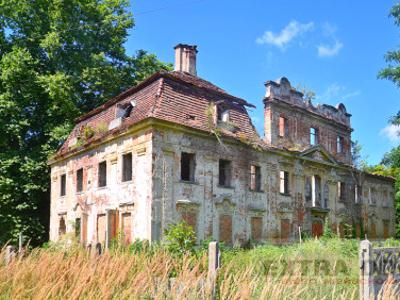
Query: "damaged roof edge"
74 70 256 124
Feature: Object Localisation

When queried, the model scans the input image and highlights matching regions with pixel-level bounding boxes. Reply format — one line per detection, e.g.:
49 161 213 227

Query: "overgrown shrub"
163 221 196 255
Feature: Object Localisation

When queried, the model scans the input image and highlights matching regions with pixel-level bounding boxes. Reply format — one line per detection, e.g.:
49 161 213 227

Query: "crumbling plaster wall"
50 125 395 245
151 126 395 244
49 129 153 243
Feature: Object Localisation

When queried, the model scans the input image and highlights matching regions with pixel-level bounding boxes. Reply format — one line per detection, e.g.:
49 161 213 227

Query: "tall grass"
0 238 398 299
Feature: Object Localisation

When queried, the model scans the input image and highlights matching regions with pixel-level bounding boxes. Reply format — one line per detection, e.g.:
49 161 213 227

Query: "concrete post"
208 241 220 276
360 239 373 300
208 241 219 298
4 246 15 265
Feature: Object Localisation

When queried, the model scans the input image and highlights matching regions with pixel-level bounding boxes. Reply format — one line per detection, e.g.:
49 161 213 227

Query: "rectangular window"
60 174 66 196
279 171 289 195
219 159 232 187
354 185 362 204
250 165 262 191
76 168 83 192
75 218 81 239
122 153 133 182
337 136 344 153
337 181 346 201
98 161 107 187
181 152 196 182
310 127 318 146
279 116 287 137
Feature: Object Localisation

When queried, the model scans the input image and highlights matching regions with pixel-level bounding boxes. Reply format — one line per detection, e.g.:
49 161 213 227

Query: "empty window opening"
279 171 289 195
59 216 66 236
370 188 377 205
219 159 232 187
75 218 81 239
76 168 83 192
323 183 329 208
116 101 135 119
337 136 344 153
122 153 133 182
311 175 321 207
250 165 262 191
181 152 196 182
305 177 312 202
217 105 229 122
98 161 107 187
278 116 287 137
355 185 362 203
60 174 66 197
310 127 318 146
337 181 346 201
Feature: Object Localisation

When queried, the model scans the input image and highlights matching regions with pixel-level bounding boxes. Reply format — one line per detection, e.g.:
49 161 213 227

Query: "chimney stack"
174 44 198 76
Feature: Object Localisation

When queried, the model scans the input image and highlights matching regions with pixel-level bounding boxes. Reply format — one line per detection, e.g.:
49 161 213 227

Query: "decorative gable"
300 145 337 165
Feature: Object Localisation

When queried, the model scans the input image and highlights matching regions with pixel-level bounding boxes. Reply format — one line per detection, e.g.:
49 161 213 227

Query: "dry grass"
0 240 399 300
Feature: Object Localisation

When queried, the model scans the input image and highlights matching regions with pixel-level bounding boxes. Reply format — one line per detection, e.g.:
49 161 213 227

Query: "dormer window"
217 105 229 122
116 101 135 119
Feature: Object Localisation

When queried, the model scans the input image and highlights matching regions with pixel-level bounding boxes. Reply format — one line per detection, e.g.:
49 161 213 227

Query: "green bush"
163 221 196 255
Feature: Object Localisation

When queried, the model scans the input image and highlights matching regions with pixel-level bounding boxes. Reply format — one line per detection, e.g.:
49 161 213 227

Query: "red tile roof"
53 71 261 160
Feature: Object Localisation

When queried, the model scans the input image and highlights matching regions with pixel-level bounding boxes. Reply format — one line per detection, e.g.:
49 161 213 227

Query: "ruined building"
49 44 395 246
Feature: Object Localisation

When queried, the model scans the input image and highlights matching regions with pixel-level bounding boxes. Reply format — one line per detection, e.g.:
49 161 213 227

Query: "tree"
378 3 400 237
379 3 400 125
0 0 171 245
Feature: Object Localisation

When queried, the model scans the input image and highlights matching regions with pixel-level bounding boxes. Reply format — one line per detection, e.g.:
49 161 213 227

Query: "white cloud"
317 40 343 57
256 20 314 49
321 22 337 36
380 125 400 142
316 83 360 102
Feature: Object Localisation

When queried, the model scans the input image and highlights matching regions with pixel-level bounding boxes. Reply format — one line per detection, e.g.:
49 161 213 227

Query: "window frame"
180 152 196 182
337 181 346 201
310 127 318 146
98 161 107 188
219 159 232 187
279 170 289 195
336 136 344 154
122 152 133 182
278 116 287 137
76 168 83 193
250 165 262 192
60 174 66 197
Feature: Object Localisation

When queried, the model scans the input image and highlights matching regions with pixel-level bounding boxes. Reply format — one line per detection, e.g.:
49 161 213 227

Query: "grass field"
1 237 399 299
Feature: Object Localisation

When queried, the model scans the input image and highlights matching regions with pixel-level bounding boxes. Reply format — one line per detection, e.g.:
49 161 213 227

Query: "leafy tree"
379 4 400 125
378 3 400 237
0 0 171 245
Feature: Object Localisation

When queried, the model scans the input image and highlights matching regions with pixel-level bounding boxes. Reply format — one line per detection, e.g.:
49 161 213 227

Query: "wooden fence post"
360 239 373 300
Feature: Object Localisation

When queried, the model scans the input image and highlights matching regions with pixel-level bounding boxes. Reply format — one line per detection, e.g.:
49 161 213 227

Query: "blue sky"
127 0 400 165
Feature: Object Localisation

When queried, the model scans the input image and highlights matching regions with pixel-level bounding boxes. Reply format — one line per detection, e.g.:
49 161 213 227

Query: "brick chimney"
174 44 198 76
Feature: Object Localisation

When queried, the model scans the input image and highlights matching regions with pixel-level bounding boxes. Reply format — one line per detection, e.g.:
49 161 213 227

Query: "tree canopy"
0 0 170 245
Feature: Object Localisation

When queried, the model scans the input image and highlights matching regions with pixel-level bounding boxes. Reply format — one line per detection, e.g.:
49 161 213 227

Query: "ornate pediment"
300 145 337 165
